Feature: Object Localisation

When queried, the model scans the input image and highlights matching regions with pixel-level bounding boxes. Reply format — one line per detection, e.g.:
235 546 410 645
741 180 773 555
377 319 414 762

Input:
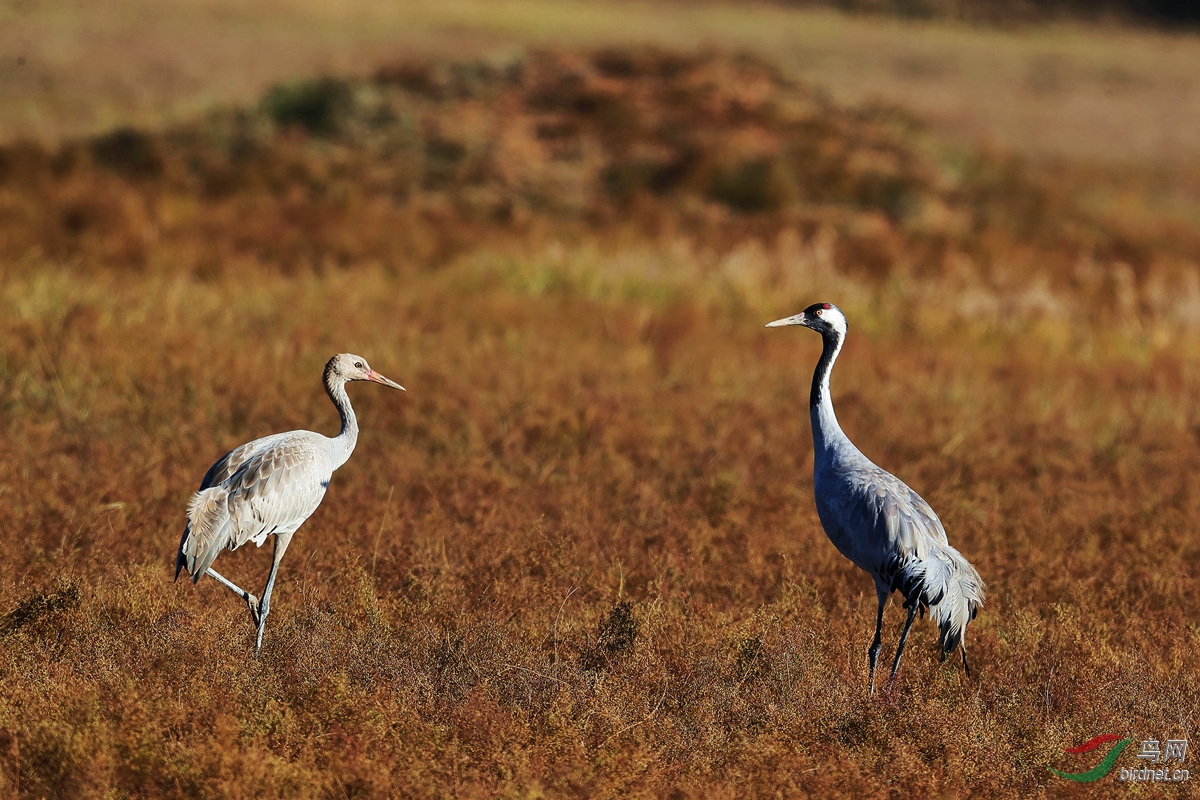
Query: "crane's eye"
354 361 364 369
815 309 823 316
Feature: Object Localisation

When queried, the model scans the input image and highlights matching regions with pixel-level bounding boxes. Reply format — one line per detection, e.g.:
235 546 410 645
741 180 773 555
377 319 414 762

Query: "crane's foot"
253 609 272 656
252 597 272 656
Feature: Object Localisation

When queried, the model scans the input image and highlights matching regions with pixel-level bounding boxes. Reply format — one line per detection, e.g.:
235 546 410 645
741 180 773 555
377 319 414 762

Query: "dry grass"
0 44 1198 798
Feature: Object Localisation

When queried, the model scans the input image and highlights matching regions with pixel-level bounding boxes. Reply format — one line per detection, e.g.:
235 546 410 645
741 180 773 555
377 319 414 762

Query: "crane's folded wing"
225 438 333 548
834 464 950 566
180 436 333 579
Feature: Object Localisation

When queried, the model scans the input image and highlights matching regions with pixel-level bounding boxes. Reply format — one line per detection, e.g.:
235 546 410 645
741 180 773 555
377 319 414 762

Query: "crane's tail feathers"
890 542 984 671
928 544 984 667
178 488 233 583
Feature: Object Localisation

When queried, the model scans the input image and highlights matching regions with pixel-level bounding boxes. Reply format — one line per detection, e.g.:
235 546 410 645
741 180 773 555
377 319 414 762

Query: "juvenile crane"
766 304 984 692
175 353 405 652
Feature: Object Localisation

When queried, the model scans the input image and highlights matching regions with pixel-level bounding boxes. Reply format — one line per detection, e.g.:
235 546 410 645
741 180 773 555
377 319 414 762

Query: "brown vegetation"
0 46 1197 798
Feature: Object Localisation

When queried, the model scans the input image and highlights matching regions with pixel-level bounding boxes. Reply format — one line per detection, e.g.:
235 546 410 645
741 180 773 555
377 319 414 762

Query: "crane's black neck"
810 328 843 409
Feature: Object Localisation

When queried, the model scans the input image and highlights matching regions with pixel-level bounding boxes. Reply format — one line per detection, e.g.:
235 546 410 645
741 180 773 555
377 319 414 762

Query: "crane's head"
765 303 847 340
325 353 406 391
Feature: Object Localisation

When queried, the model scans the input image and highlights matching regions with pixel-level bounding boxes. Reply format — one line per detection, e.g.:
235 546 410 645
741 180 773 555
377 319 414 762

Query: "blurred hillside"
779 0 1200 26
4 1 1200 172
3 47 1199 337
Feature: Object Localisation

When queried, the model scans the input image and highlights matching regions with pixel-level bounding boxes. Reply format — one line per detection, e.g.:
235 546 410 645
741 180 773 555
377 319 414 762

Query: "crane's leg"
867 583 888 695
886 603 919 690
254 532 295 655
205 568 260 621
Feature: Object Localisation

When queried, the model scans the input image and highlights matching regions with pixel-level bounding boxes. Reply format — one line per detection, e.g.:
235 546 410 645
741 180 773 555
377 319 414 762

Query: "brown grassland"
1 5 1199 799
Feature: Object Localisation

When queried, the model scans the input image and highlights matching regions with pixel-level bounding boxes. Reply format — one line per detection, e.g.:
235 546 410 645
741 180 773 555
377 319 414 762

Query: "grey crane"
175 353 405 652
767 304 984 692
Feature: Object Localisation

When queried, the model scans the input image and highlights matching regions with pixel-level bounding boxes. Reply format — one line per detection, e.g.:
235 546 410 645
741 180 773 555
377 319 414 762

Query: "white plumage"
175 353 405 652
767 303 984 692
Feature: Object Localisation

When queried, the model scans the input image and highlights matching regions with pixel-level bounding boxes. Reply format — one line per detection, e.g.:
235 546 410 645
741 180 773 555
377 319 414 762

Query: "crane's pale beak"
765 313 806 328
368 370 406 391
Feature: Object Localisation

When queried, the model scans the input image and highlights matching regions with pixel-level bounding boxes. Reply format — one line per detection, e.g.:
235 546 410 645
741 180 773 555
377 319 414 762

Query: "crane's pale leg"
205 568 260 620
254 532 295 654
886 603 919 689
867 584 888 695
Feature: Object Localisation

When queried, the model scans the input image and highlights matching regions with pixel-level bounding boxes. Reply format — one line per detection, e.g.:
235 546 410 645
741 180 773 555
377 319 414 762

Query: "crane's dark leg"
205 568 260 621
254 532 295 654
886 603 919 690
867 584 888 695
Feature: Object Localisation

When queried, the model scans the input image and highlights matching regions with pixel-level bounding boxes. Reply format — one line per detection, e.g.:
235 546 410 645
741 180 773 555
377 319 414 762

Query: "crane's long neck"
810 328 848 457
325 373 359 470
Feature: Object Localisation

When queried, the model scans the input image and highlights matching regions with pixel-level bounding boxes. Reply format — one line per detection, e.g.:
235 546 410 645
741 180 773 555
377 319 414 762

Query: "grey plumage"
180 437 329 578
767 303 984 692
175 353 405 652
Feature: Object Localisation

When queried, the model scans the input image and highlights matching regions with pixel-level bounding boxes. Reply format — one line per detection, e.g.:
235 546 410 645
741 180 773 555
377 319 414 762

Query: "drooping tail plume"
176 487 233 583
890 541 984 674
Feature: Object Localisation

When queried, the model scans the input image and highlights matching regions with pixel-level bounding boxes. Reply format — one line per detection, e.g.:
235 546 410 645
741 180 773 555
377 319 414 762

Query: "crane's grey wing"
223 439 331 547
179 438 331 580
834 465 949 568
177 434 279 579
840 466 957 607
891 480 948 548
199 436 276 490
